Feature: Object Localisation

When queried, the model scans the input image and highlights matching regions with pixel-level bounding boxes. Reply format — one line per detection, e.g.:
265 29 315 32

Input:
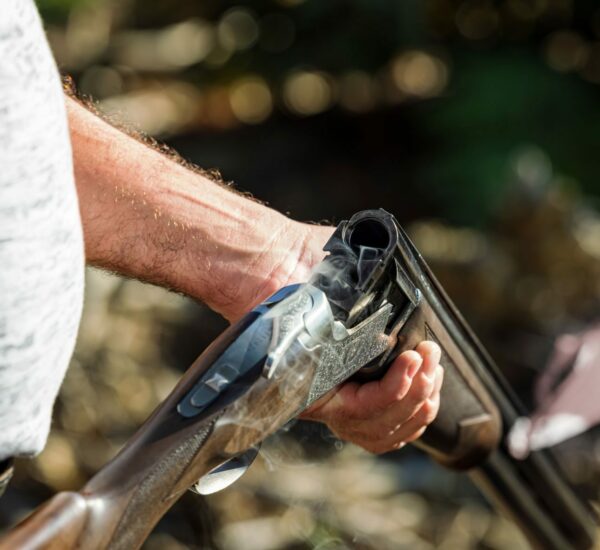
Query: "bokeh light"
283 70 335 116
455 2 500 41
113 20 215 71
204 86 237 129
391 51 449 97
544 31 589 72
155 19 216 68
99 83 202 136
218 8 260 52
229 76 273 124
510 146 553 191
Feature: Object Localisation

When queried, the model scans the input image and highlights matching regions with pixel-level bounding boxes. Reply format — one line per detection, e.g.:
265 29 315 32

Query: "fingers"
353 360 443 442
348 340 441 425
359 366 444 454
415 340 442 378
352 342 442 439
351 366 443 454
302 348 423 421
349 349 423 415
303 340 444 455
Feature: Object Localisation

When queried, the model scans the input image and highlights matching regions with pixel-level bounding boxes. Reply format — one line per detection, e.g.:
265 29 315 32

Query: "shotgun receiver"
0 210 596 549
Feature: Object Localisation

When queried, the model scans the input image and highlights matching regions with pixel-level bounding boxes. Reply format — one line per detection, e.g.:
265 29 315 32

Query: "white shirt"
0 0 84 459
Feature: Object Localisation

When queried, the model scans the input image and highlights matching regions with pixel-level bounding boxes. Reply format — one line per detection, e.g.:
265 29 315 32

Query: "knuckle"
405 426 428 443
377 423 397 439
423 405 438 425
364 422 402 442
390 380 412 402
409 376 434 404
419 399 440 425
417 340 441 357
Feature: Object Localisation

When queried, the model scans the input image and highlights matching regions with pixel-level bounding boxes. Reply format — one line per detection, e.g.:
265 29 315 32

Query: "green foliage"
420 50 600 224
35 0 95 23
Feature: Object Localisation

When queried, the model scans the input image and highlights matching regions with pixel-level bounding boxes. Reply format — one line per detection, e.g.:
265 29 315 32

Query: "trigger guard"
191 446 260 495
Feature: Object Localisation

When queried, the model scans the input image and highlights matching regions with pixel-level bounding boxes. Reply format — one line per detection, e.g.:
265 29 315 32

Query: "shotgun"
0 209 596 549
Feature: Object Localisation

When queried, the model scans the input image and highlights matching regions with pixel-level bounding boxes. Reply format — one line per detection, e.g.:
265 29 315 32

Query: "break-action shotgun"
0 209 596 549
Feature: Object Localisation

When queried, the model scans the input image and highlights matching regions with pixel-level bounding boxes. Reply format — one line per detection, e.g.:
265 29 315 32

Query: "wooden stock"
0 493 88 550
0 408 223 549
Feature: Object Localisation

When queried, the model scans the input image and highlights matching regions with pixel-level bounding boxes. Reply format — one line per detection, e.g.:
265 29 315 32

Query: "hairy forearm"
67 98 330 320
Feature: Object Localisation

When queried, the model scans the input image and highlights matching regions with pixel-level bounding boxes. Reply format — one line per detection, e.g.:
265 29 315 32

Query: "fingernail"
420 341 441 378
428 342 442 363
428 342 442 365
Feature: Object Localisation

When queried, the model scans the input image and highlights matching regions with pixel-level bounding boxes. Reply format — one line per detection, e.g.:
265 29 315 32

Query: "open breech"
0 210 596 550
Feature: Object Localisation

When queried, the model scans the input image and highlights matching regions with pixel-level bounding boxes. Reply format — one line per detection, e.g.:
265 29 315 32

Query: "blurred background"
1 0 600 548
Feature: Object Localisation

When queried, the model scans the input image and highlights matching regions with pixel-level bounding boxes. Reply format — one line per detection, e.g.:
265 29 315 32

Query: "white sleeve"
0 0 85 459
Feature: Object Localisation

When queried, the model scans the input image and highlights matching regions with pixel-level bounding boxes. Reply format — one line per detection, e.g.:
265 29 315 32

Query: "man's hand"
67 97 443 454
302 341 443 453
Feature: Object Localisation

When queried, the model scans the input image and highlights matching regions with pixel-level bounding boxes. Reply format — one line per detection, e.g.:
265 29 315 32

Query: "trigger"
191 446 260 495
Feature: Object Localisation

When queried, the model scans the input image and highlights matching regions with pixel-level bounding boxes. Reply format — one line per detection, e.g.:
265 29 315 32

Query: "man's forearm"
67 98 330 320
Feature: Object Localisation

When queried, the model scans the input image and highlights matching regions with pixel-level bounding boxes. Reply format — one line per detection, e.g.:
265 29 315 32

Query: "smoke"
207 234 390 478
309 240 383 326
214 284 322 440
